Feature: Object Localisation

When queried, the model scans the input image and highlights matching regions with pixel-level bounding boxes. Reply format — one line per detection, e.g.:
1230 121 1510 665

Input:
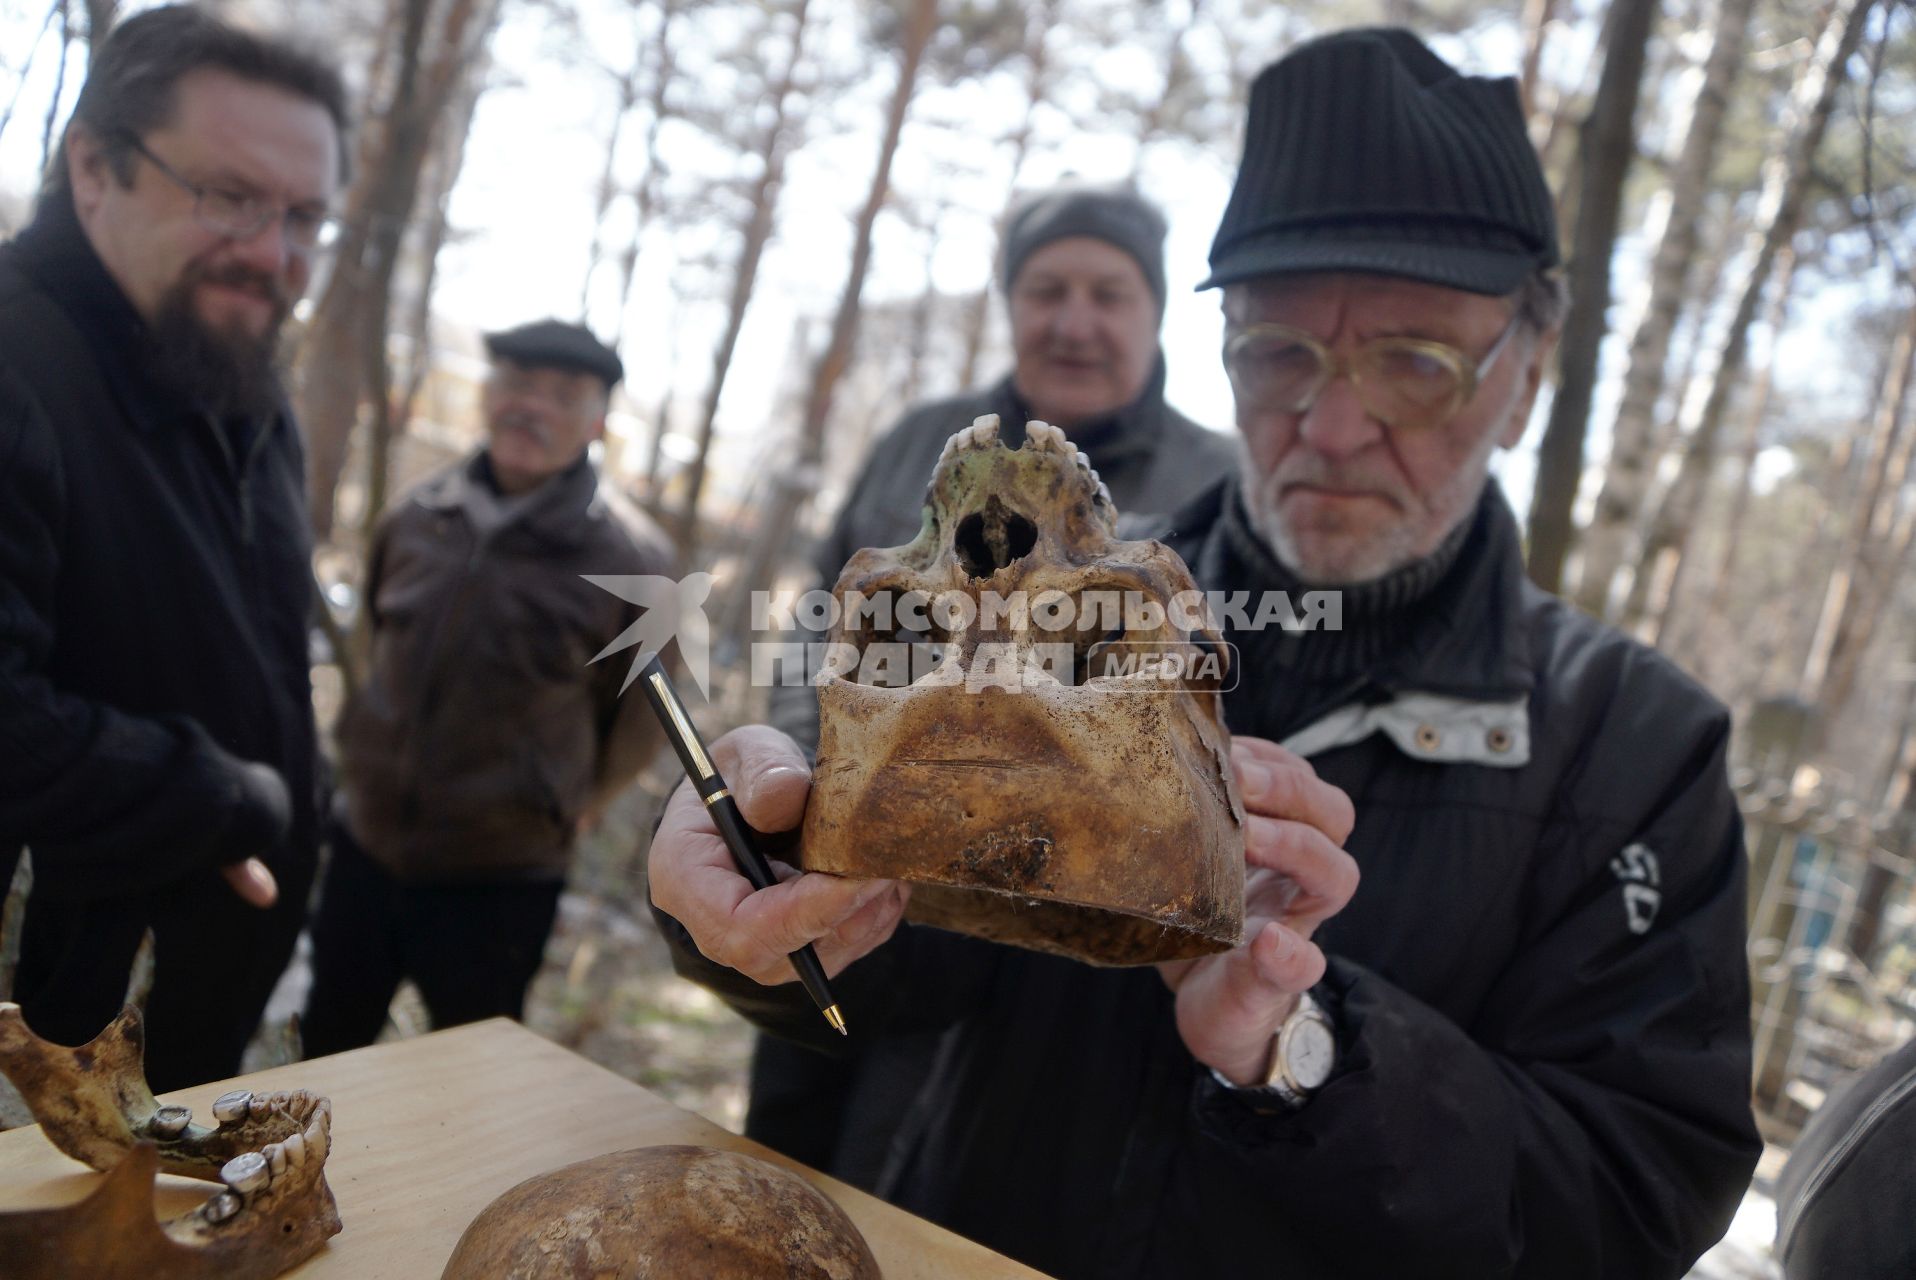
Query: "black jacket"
0 195 316 901
662 479 1761 1278
1773 1034 1916 1278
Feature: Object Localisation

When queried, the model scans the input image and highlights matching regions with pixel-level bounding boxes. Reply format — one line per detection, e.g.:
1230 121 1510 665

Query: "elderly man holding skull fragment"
647 27 1760 1279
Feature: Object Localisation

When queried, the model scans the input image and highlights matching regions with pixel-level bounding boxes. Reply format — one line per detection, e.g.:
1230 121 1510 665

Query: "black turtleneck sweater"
1192 478 1477 742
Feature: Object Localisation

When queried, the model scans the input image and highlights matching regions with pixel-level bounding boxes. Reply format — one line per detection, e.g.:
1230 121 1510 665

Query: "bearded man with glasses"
0 6 347 1090
644 27 1761 1278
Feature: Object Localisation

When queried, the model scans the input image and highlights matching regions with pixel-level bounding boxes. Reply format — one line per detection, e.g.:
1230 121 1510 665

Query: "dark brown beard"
148 261 290 420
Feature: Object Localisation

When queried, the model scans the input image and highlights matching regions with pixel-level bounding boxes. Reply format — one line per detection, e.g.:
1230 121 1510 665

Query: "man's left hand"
1159 736 1358 1086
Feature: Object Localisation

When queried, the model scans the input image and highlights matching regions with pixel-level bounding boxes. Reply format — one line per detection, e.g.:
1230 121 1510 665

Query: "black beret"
1203 27 1560 295
483 319 624 389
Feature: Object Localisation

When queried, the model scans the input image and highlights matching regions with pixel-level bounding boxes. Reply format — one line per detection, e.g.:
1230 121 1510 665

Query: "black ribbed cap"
1202 28 1560 296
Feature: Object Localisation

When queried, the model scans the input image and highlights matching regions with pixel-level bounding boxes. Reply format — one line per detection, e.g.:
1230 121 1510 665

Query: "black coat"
660 482 1761 1278
1773 1034 1916 1279
0 196 317 902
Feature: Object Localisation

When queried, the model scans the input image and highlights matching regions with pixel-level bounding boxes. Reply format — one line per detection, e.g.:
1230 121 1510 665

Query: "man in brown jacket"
302 319 672 1054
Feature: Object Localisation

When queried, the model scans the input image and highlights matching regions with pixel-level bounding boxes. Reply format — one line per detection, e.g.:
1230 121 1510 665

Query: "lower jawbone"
0 1002 341 1280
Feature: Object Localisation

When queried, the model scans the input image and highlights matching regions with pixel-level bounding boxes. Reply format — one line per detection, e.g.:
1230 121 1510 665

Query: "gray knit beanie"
1001 182 1169 312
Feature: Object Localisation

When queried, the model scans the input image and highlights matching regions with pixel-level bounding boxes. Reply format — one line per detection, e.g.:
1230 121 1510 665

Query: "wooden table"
0 1019 1046 1278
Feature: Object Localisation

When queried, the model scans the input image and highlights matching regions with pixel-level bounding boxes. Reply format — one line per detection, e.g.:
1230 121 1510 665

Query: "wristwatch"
1262 992 1337 1107
1211 991 1338 1110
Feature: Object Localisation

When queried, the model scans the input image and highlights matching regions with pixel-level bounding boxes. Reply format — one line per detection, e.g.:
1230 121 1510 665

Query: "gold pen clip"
648 671 716 781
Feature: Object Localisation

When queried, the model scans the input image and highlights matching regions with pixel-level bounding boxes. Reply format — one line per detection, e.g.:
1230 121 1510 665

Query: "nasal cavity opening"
953 496 1038 579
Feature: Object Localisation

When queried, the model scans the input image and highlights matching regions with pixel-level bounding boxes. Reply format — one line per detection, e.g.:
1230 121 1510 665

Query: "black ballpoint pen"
635 654 848 1036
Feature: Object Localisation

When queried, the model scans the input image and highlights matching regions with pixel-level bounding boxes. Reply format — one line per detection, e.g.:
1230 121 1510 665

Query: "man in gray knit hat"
648 28 1758 1277
786 180 1233 601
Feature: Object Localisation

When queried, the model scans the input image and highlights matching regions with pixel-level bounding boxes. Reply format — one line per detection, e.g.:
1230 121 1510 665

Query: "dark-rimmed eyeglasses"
1223 309 1523 432
120 133 338 253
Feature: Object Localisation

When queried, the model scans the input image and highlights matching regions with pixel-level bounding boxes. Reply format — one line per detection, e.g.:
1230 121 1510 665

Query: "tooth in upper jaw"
263 1142 287 1177
221 1151 270 1194
248 1091 278 1120
211 1090 253 1124
1074 450 1092 470
1026 421 1066 453
203 1191 242 1224
149 1105 191 1138
281 1129 306 1168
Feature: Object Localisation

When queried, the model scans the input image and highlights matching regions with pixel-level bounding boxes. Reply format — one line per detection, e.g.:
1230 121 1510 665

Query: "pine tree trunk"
1688 245 1800 669
955 0 1055 389
1525 0 1660 595
1619 0 1875 637
611 0 681 350
1570 0 1756 614
1519 0 1558 126
673 0 813 561
716 0 941 642
1800 304 1916 728
580 71 637 319
299 0 501 541
81 0 114 61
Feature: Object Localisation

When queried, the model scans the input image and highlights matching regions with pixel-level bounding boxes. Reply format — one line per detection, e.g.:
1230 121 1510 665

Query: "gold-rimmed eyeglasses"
120 133 338 253
1223 309 1523 432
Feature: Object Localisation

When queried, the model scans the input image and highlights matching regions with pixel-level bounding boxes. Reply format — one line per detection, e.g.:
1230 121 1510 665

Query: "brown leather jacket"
334 452 673 883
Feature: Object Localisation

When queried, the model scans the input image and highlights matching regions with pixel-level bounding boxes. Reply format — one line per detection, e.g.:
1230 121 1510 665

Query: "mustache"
188 260 291 317
493 410 553 447
1265 455 1404 503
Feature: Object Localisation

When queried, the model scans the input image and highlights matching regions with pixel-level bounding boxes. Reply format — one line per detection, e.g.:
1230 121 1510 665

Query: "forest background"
3 1 1915 1273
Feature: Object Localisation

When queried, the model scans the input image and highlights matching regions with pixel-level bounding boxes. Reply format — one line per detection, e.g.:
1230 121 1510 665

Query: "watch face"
1288 1020 1336 1090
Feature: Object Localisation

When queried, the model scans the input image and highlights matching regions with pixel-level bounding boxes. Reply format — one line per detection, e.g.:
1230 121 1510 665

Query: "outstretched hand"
647 725 910 985
1159 737 1358 1085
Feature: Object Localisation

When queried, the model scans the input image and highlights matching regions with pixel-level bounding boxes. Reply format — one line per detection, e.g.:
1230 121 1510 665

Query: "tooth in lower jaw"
281 1129 306 1168
204 1191 242 1224
211 1090 253 1124
305 1110 332 1163
221 1151 270 1194
149 1104 191 1138
263 1141 288 1177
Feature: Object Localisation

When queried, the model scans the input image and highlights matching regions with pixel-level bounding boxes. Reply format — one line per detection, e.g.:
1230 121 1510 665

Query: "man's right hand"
648 725 909 985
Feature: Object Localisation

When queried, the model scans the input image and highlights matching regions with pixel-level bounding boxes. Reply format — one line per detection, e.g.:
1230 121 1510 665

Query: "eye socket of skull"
829 581 952 688
841 617 952 688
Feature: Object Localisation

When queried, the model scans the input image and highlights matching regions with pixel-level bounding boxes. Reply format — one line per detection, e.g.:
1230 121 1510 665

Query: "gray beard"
148 284 286 421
